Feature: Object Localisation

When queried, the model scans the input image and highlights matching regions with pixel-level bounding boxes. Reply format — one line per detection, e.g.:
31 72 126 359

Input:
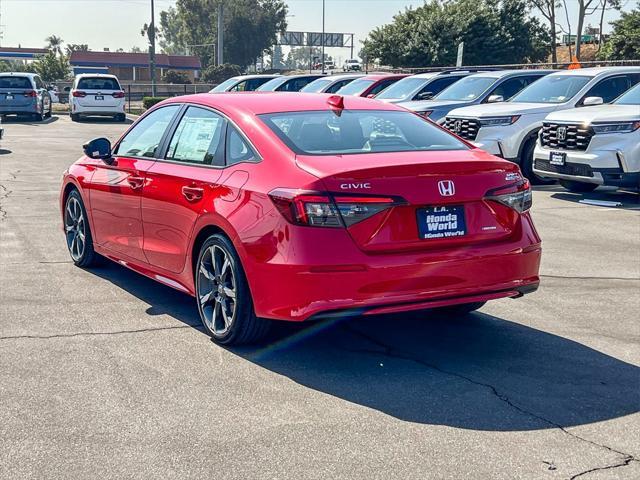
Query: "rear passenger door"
141 105 227 273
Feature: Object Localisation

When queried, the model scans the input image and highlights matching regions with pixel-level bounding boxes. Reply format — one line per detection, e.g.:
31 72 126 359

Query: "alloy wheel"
197 245 237 336
64 197 86 261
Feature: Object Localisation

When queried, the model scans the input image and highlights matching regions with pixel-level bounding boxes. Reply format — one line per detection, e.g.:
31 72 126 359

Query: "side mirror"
64 86 71 92
487 94 504 103
83 137 112 162
583 96 604 106
416 91 433 100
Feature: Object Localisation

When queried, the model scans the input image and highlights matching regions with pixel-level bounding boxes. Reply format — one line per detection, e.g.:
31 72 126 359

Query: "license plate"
6 94 13 100
95 95 104 100
417 205 466 240
550 151 566 166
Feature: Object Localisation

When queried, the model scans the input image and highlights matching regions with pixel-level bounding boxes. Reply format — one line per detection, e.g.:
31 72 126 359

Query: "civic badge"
438 180 455 197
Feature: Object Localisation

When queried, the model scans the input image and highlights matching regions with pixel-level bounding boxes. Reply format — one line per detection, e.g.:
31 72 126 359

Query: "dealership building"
68 50 202 81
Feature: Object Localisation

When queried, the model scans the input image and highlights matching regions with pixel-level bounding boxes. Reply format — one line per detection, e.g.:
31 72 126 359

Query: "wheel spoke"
211 246 221 276
199 262 214 281
223 287 235 299
65 225 74 232
221 303 230 327
199 291 212 305
220 257 231 280
66 203 75 221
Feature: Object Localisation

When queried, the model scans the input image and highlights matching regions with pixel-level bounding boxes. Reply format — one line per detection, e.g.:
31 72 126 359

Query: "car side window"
34 76 45 89
225 127 258 166
326 79 350 94
416 77 460 99
115 105 180 158
582 75 635 104
488 77 529 100
166 106 226 166
369 79 396 96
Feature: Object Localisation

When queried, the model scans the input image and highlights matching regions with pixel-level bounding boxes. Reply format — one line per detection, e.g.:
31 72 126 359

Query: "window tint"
376 77 430 100
369 78 399 96
614 83 640 105
416 76 462 98
278 77 318 92
436 76 496 101
336 79 375 96
77 77 121 90
0 76 32 89
582 75 638 104
325 79 354 93
211 77 240 92
226 127 258 165
245 77 271 91
166 106 226 165
489 76 538 101
261 110 468 155
301 78 333 93
510 75 591 103
116 105 180 158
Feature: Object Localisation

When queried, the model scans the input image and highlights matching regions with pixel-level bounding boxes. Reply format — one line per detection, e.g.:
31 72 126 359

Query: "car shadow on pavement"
534 184 640 209
88 260 640 432
0 115 59 126
75 117 134 125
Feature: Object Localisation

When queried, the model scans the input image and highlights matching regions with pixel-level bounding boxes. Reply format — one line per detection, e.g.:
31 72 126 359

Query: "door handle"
127 176 144 190
182 185 204 202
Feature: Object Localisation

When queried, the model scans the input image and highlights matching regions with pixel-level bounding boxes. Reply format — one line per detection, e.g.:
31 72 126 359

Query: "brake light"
112 91 125 98
269 189 404 227
72 91 86 97
23 90 37 97
485 179 532 213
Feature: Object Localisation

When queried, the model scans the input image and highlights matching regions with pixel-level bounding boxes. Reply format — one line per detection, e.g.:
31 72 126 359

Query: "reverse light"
269 189 405 228
480 115 521 127
591 121 640 134
485 179 532 213
72 91 87 98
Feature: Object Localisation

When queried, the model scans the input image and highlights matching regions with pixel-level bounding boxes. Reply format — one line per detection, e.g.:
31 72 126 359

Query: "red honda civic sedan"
60 92 541 344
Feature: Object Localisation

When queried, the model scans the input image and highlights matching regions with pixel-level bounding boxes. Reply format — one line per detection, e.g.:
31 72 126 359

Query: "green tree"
152 0 287 68
32 52 69 81
271 44 285 69
65 44 89 56
45 35 64 56
598 3 640 60
163 70 191 84
362 0 550 67
285 47 323 70
201 63 242 83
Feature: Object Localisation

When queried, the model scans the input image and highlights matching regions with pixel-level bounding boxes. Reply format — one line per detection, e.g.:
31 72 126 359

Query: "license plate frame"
6 94 13 100
549 151 566 166
95 95 104 101
417 205 467 240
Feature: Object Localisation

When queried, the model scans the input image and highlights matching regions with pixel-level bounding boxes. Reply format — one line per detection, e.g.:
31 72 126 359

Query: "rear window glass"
260 110 468 155
77 77 121 90
0 76 33 89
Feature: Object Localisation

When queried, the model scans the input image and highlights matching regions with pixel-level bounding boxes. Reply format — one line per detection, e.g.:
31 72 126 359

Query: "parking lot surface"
1 115 639 479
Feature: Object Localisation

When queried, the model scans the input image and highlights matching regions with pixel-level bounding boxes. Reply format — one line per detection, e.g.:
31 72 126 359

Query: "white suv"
443 67 640 182
533 82 640 192
343 59 361 72
69 74 126 122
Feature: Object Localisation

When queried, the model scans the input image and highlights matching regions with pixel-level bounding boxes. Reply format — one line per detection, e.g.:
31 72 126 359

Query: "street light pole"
217 2 224 65
321 0 325 74
149 0 156 96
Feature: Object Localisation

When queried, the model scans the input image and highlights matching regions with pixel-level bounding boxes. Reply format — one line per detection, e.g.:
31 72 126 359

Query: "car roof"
546 66 640 77
323 73 365 81
0 72 38 78
466 69 556 79
358 73 410 81
75 73 119 79
231 74 281 81
162 92 403 115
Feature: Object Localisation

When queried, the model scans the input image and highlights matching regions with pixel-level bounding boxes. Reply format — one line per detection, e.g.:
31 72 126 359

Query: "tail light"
23 90 37 97
72 91 86 97
269 189 405 228
112 91 125 98
485 179 532 213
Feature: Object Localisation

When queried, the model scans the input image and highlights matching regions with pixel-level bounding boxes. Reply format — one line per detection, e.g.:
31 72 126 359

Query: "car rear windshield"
435 76 496 101
336 79 375 96
77 77 121 90
260 109 469 155
210 77 241 92
0 76 33 89
614 84 640 105
510 75 591 104
375 77 430 100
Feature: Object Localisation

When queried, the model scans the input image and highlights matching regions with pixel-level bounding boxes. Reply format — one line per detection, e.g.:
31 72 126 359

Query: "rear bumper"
71 103 125 115
246 215 542 322
0 105 37 115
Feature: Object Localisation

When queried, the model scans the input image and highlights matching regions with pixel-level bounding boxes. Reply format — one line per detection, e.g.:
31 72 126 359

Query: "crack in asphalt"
541 274 640 281
0 183 11 221
340 324 638 480
0 324 199 341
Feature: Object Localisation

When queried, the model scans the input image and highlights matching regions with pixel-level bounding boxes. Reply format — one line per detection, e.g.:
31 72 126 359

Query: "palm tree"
45 35 64 56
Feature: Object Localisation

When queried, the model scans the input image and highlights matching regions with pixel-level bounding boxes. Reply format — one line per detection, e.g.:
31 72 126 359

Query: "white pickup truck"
533 82 640 192
443 67 640 183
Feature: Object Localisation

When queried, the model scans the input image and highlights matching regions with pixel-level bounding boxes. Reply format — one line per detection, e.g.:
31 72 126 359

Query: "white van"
69 74 126 122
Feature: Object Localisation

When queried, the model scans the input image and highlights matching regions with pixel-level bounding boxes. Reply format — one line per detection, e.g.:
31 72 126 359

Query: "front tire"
559 179 598 193
64 190 99 267
195 234 271 345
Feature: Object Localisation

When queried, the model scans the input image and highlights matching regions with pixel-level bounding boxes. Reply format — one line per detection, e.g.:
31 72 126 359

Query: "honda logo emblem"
557 126 567 142
453 120 462 134
438 180 455 197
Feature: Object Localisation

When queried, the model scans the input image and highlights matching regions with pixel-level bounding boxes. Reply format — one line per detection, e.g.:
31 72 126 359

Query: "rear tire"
70 113 80 122
520 138 554 185
433 301 486 316
116 113 126 122
559 179 598 193
32 110 44 122
64 190 99 268
195 234 271 345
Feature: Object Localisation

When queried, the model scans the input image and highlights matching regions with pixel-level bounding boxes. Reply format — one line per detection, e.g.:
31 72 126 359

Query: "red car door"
88 105 180 262
141 105 227 273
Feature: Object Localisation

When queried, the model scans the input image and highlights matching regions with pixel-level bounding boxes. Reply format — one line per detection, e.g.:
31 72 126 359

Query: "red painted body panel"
61 92 541 322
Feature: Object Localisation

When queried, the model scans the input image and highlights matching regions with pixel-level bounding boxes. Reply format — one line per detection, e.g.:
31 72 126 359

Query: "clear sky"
0 0 633 64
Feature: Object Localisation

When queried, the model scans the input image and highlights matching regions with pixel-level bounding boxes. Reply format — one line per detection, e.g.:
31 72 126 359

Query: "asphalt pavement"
1 114 639 479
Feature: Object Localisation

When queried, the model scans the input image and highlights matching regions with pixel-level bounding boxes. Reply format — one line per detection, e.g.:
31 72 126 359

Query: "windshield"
77 77 121 90
257 77 286 91
435 76 496 101
211 77 241 92
301 78 333 93
376 77 430 100
615 83 640 105
511 75 591 104
260 109 468 155
336 79 375 96
0 76 32 89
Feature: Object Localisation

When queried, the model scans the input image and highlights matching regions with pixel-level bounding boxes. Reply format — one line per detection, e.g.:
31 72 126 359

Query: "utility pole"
321 0 325 73
149 0 156 96
217 2 224 66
